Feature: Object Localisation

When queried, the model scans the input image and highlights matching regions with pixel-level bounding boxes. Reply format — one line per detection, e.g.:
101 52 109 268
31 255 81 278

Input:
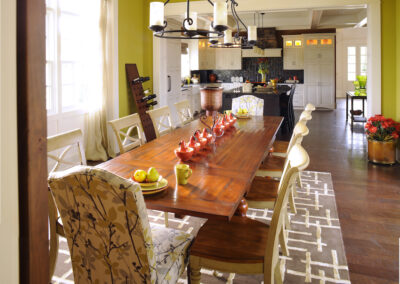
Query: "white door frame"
0 0 19 282
162 0 381 115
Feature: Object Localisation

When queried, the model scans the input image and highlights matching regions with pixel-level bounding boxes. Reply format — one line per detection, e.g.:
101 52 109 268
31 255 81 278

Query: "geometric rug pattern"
52 171 351 284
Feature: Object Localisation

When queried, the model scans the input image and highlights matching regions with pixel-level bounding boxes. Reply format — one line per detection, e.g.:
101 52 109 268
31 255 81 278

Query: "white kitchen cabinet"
292 84 304 108
304 34 335 109
189 39 241 70
283 35 304 70
198 40 216 70
242 48 282 58
153 37 182 126
215 48 241 70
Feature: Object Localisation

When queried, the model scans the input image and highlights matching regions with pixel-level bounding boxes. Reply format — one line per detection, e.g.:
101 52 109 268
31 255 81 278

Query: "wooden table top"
98 116 283 221
346 91 367 98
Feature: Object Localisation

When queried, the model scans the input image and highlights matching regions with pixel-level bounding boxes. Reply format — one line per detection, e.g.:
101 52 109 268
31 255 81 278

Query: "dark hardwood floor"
298 99 400 284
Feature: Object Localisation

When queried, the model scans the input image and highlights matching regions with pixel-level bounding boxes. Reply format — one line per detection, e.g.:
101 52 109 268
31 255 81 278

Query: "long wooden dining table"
97 115 283 221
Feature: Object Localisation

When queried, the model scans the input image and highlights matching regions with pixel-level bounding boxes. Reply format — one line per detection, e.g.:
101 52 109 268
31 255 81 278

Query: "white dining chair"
47 128 87 279
108 113 144 154
174 99 193 126
299 110 312 125
305 103 316 113
247 144 310 256
147 106 174 137
232 95 264 116
189 145 305 284
272 121 309 158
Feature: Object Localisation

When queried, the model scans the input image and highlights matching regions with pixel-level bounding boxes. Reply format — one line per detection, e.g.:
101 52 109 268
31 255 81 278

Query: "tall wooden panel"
17 0 49 283
125 64 157 142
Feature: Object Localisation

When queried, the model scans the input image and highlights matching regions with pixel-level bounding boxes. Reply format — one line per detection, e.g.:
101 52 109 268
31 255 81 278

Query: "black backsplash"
192 57 304 84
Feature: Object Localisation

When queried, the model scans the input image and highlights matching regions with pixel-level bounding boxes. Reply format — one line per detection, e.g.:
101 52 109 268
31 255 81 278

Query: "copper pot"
368 139 396 165
200 87 223 116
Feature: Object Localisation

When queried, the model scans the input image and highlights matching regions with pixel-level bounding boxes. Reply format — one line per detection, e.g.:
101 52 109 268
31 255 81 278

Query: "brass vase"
368 139 396 165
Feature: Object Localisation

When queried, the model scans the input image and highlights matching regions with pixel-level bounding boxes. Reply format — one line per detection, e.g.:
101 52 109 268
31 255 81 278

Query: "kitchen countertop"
223 85 291 95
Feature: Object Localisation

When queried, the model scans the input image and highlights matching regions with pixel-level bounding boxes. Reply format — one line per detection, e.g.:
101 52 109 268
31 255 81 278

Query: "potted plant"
365 115 400 164
257 58 268 83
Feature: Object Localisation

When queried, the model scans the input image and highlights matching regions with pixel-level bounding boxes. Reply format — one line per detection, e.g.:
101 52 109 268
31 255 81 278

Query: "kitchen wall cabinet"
283 35 304 70
215 48 242 70
189 39 241 71
242 48 282 58
304 34 335 109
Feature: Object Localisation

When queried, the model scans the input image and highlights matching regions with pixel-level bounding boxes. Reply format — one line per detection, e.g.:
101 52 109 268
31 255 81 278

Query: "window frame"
46 0 90 117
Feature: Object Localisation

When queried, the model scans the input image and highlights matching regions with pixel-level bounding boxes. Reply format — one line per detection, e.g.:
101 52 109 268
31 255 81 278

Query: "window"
347 46 356 81
46 0 102 115
320 38 333 45
294 40 302 47
181 43 190 79
347 46 367 81
360 46 367 76
285 40 293 47
306 39 318 46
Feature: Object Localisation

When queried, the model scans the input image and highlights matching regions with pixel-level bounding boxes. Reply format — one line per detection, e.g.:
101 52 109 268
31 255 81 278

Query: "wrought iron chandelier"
209 0 257 48
149 0 257 45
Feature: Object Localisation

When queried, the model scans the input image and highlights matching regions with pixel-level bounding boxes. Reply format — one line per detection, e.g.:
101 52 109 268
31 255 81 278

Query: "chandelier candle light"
149 0 257 45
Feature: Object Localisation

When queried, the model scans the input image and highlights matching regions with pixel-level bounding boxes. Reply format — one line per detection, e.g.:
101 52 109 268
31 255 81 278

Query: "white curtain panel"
83 0 116 161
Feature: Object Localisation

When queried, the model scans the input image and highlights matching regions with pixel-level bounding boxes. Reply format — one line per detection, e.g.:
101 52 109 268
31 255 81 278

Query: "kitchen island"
221 85 291 116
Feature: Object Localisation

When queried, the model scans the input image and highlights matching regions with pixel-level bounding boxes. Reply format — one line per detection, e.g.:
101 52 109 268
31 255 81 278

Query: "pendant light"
149 0 226 40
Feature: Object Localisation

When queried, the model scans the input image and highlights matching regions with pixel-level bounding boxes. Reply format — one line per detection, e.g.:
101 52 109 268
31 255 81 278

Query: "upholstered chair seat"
151 225 193 283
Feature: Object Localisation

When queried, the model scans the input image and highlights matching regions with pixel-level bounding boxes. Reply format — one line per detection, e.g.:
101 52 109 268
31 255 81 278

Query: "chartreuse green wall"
381 0 400 121
118 0 153 118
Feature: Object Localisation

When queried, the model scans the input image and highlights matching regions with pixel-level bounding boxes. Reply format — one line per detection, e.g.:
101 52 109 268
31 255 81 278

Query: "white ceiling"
167 6 367 31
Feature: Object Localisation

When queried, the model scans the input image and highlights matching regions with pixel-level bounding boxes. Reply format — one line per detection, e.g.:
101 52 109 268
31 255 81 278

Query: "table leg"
351 98 354 129
346 94 348 122
235 198 248 217
362 98 365 117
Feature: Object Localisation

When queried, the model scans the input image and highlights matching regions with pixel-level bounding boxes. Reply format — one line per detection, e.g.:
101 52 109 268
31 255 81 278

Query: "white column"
0 0 19 282
367 1 381 116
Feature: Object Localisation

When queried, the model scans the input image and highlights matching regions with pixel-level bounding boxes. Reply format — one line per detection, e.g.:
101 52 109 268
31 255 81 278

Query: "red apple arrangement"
174 140 194 161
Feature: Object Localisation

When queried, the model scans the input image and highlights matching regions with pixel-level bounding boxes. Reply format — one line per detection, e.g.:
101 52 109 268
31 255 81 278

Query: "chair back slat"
48 166 157 283
47 129 86 174
108 113 144 154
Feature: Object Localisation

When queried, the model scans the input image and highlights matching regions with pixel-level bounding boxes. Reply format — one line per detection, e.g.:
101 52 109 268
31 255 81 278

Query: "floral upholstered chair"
232 95 264 116
48 166 193 284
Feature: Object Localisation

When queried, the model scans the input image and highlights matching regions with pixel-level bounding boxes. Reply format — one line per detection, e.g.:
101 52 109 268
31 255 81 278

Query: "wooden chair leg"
48 192 59 279
279 227 289 257
164 212 169 227
189 256 201 284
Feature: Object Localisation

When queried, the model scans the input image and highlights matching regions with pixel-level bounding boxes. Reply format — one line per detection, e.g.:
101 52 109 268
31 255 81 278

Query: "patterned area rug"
52 171 350 284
